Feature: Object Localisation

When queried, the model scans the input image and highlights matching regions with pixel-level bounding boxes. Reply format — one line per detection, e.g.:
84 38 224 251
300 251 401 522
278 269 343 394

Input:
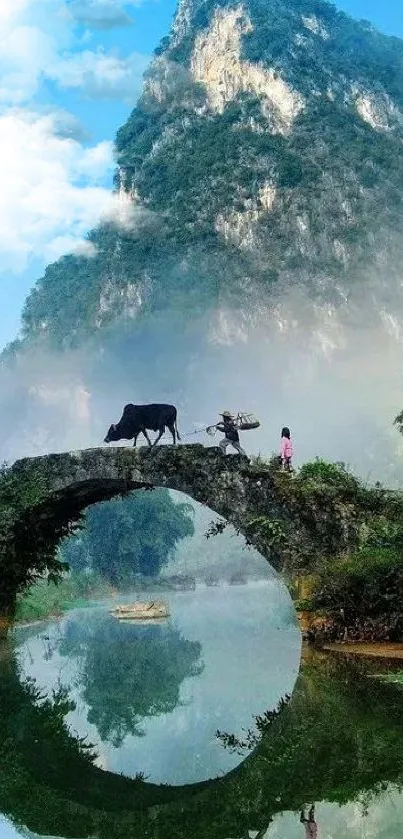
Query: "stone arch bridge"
2 444 369 623
0 446 401 837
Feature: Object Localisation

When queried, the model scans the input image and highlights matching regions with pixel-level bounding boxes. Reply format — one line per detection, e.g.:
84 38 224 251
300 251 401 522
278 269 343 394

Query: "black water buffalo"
104 403 181 448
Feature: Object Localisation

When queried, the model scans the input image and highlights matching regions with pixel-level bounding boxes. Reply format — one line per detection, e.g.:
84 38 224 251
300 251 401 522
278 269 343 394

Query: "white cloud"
74 240 98 257
51 49 150 102
0 0 152 282
68 0 141 30
0 109 115 271
0 1 150 105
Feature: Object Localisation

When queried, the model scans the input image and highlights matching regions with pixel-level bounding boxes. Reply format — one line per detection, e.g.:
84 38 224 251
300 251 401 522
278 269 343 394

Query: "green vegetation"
58 489 195 587
282 457 403 638
244 0 403 107
304 549 403 639
206 456 403 638
15 574 112 623
376 671 403 686
0 462 68 619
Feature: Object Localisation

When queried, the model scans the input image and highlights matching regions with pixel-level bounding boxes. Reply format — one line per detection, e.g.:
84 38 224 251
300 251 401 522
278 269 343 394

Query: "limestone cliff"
14 0 403 348
2 0 403 475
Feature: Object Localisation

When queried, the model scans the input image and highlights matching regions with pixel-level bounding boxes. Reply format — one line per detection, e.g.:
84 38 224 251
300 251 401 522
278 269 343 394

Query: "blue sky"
0 0 401 351
337 1 403 37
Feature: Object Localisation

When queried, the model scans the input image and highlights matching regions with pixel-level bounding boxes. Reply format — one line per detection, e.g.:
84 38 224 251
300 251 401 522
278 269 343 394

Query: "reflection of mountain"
58 616 204 747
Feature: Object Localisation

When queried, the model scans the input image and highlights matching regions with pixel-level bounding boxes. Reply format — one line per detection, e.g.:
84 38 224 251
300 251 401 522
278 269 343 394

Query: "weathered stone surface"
11 444 284 562
8 444 367 577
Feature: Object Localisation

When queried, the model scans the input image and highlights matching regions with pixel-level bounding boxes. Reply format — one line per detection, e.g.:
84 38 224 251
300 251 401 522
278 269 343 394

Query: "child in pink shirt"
280 426 293 471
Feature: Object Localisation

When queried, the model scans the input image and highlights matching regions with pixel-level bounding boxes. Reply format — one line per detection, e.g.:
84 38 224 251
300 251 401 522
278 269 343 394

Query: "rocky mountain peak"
13 0 402 353
2 0 403 475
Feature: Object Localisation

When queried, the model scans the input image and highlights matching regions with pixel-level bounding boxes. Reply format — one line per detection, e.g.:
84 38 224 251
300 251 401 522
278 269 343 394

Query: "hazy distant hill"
163 494 274 580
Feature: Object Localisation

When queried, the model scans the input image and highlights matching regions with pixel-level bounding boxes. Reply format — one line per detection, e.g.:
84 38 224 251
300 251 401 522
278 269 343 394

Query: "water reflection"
300 805 317 838
15 582 300 784
3 645 403 839
59 618 204 747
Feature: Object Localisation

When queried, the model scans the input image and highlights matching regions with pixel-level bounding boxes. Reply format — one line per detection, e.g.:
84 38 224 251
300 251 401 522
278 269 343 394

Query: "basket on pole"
236 413 260 431
206 413 260 435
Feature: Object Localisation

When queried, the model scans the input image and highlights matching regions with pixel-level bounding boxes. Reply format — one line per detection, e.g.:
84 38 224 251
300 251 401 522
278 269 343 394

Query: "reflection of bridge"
1 644 403 839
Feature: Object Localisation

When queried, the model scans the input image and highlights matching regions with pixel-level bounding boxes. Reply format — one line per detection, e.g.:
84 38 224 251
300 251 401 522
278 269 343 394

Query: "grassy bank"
298 547 403 644
15 574 114 623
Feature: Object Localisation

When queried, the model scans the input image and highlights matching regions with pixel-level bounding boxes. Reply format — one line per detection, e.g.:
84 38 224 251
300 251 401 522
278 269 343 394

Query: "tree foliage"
0 463 68 616
59 489 195 586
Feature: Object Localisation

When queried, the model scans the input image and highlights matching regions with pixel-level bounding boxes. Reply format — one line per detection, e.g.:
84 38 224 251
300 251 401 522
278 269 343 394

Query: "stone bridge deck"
12 444 283 563
8 443 367 578
14 443 257 513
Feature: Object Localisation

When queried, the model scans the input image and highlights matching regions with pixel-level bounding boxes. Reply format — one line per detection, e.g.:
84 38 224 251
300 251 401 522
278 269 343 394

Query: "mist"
1 265 403 485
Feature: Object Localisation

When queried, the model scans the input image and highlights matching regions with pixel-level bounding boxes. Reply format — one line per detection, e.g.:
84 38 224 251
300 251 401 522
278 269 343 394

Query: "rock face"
14 0 403 351
190 6 304 131
2 0 403 475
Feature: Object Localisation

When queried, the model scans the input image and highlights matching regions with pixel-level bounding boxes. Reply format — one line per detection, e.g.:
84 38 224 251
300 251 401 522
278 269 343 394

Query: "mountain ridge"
8 0 403 353
1 0 403 477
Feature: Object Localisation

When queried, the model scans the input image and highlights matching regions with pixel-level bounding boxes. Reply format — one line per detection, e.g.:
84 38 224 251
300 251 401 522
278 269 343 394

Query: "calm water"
3 595 403 838
13 582 300 785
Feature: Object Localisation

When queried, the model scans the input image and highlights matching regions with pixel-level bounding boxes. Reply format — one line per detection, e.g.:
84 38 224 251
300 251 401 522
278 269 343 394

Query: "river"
12 580 301 785
2 584 403 838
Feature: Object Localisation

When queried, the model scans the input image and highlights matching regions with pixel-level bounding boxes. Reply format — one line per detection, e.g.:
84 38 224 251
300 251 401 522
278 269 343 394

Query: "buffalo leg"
151 427 165 448
141 428 153 447
132 432 139 448
168 422 176 445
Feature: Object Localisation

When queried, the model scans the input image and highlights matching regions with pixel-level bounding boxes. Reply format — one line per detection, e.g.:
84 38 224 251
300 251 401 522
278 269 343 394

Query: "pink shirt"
305 823 318 839
281 437 293 459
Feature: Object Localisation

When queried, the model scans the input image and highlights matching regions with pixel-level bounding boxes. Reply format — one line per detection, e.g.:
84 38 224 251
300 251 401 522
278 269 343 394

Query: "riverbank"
15 575 114 624
322 642 403 660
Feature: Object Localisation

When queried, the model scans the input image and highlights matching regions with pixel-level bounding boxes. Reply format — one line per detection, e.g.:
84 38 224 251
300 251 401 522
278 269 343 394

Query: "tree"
59 489 195 587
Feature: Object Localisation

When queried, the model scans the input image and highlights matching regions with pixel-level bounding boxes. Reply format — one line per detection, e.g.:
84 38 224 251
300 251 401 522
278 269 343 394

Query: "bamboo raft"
110 600 170 621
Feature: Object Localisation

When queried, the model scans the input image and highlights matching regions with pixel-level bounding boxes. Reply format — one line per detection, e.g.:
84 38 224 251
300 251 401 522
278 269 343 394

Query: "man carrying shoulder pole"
216 411 248 458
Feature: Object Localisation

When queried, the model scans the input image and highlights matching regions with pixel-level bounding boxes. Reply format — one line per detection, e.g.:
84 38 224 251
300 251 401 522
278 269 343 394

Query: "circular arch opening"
13 487 301 787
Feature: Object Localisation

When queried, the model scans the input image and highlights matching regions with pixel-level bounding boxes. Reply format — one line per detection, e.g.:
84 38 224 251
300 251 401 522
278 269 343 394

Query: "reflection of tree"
214 651 403 821
59 616 204 746
3 648 403 839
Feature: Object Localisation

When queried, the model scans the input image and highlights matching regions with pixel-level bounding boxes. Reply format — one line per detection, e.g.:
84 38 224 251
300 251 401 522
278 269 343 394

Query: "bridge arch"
11 444 277 540
1 443 367 629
